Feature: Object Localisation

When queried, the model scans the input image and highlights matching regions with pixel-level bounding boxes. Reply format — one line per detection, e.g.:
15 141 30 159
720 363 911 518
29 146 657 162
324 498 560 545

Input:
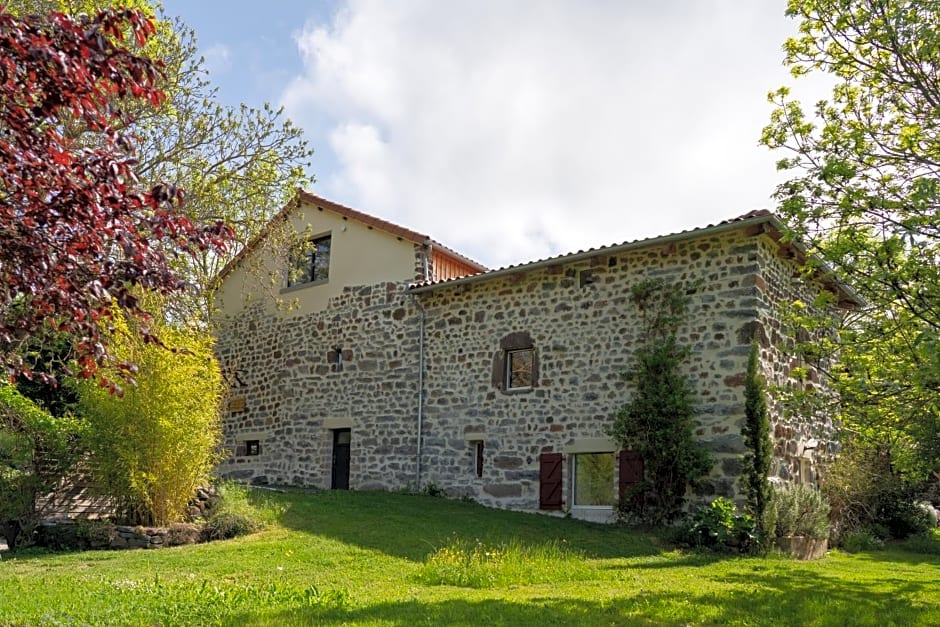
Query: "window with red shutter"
539 452 564 510
618 450 644 504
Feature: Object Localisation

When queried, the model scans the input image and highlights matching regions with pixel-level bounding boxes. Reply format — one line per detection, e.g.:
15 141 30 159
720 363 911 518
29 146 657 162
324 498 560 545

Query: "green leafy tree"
5 0 313 324
0 385 87 549
741 343 773 535
762 1 940 486
77 302 224 526
610 279 712 524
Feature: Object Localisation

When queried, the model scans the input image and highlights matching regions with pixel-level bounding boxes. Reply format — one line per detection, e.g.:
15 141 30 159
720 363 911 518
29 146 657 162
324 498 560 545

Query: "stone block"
493 456 523 470
483 483 522 498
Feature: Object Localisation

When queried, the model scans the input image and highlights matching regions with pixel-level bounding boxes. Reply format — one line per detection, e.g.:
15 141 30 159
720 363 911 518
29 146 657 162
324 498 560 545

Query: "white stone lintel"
564 438 617 454
324 417 354 429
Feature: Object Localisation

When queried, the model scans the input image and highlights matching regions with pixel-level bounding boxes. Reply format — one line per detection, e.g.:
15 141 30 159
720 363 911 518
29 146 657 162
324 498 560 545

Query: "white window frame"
570 452 616 509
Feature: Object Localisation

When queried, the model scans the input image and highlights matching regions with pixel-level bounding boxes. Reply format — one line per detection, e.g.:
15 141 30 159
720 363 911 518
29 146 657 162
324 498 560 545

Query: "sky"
159 0 826 270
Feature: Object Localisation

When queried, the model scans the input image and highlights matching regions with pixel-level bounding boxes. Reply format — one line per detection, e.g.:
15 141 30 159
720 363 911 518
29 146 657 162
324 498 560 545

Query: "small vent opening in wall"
328 346 344 372
474 441 484 478
579 270 597 288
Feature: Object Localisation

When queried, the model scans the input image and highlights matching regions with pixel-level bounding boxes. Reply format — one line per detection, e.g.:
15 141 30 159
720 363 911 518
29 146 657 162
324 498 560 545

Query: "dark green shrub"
674 497 758 553
897 529 940 555
840 529 885 553
879 499 934 539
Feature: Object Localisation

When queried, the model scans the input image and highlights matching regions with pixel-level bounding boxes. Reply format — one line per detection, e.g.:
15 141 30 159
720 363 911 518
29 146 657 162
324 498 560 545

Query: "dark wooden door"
331 429 351 490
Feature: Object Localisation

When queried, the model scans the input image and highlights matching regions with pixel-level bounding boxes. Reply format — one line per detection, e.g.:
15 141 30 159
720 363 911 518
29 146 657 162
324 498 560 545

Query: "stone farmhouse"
214 190 862 522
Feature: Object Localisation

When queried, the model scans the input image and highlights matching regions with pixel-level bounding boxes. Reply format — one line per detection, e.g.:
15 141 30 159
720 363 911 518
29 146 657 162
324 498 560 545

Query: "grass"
0 490 938 625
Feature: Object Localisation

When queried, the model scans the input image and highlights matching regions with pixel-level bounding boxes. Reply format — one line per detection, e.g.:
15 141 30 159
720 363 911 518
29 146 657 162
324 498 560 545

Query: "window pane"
288 235 331 286
574 453 614 506
507 348 533 388
312 236 331 281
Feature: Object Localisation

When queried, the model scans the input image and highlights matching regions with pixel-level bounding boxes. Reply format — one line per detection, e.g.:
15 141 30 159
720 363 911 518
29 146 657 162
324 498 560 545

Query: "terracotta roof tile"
408 209 778 291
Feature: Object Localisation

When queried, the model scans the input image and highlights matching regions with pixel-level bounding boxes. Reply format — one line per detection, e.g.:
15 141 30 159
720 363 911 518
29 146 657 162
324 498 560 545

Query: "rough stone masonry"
215 215 854 519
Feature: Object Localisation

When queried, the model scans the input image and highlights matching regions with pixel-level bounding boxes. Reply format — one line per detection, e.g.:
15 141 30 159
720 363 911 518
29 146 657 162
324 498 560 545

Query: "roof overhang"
408 211 866 310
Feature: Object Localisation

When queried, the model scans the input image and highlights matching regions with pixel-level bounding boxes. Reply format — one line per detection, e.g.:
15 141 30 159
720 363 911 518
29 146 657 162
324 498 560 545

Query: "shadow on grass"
270 489 666 562
232 566 940 626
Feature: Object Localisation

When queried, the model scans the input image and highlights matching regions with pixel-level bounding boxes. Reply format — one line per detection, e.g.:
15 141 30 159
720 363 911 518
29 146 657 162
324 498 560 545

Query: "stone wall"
214 226 842 518
216 280 423 490
414 228 835 513
753 236 841 485
37 521 203 550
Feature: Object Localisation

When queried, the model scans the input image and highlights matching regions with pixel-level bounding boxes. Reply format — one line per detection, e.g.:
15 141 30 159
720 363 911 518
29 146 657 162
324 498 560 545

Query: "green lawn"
1 490 938 626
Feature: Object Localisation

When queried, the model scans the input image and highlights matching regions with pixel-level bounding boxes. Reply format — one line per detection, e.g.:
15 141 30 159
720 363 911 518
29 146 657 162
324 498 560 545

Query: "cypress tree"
742 342 773 532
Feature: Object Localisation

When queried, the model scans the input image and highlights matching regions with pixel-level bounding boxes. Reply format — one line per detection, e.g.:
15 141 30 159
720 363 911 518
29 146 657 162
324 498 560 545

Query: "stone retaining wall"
37 521 203 550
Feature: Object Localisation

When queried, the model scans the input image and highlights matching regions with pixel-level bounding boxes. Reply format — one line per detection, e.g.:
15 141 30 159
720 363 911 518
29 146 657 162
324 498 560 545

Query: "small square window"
505 348 534 389
245 440 261 456
288 235 331 286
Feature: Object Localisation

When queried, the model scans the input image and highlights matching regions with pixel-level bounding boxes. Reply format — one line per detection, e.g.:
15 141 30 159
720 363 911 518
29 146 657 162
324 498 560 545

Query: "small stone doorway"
331 428 351 490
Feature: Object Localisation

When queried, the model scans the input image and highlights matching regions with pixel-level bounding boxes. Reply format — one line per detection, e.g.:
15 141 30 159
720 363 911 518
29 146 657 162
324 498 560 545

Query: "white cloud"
203 43 233 76
282 0 821 269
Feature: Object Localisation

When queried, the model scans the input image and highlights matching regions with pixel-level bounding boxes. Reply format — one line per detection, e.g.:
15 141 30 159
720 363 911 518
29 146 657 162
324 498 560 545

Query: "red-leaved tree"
0 7 232 387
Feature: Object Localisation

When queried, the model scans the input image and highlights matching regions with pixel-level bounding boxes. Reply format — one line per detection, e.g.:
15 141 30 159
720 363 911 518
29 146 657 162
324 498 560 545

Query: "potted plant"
768 484 831 559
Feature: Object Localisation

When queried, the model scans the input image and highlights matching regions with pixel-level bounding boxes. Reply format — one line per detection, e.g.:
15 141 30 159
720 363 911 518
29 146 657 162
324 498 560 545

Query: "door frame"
331 428 351 490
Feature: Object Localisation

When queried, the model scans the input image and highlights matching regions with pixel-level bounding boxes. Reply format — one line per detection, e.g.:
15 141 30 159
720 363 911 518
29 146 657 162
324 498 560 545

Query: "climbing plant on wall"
610 278 712 524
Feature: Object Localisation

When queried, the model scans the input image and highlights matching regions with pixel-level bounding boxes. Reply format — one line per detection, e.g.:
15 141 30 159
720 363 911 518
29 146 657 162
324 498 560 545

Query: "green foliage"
13 332 80 418
416 534 592 588
202 482 284 541
0 385 87 549
610 279 712 523
897 529 940 555
422 481 446 498
878 499 935 540
77 305 223 526
763 0 940 493
840 529 885 553
771 484 831 540
823 445 934 541
741 343 773 535
674 497 758 554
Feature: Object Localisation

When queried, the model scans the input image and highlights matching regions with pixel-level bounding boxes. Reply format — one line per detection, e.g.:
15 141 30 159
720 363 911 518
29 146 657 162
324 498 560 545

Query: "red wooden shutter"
618 450 644 502
539 452 563 510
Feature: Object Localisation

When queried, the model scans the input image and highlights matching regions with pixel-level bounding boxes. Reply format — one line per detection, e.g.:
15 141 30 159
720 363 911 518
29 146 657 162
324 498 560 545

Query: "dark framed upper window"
506 348 534 389
288 234 331 286
245 440 261 456
492 332 539 393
